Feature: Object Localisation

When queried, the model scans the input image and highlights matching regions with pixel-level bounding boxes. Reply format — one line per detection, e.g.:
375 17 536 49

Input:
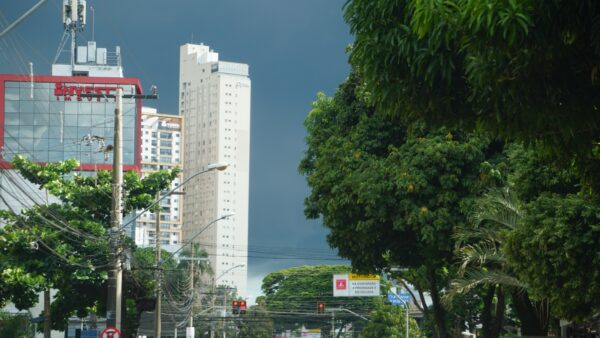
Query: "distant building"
179 43 251 296
135 107 184 252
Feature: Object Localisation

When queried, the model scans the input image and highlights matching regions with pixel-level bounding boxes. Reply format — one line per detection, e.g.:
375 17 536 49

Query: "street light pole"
149 163 228 338
152 215 232 338
182 249 210 338
389 288 410 338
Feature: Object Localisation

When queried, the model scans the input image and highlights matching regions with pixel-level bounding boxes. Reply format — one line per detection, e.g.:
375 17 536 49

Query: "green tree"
261 265 378 337
449 144 600 328
360 301 420 338
504 193 600 321
448 187 550 336
300 74 498 338
0 311 32 338
344 1 600 168
124 247 183 337
343 0 600 321
505 145 600 320
0 156 179 335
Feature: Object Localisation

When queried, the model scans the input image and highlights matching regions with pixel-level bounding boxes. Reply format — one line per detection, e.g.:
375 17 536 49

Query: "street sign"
333 274 380 297
81 330 97 338
387 293 411 306
100 326 121 338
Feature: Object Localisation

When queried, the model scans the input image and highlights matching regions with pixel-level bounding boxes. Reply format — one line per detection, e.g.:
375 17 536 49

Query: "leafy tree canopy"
300 74 504 337
502 145 600 320
360 301 420 338
0 156 179 332
344 0 600 187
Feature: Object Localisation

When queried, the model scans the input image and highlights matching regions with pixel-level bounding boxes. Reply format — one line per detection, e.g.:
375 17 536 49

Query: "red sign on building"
53 82 118 101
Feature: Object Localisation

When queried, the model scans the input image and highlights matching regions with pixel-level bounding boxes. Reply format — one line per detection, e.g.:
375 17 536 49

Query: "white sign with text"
333 274 380 297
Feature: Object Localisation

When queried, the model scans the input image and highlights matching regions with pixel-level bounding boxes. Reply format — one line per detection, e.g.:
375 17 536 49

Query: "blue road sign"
81 330 97 338
387 293 411 306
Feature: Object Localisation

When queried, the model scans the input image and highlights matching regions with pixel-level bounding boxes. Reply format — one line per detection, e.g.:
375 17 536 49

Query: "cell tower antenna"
60 0 87 66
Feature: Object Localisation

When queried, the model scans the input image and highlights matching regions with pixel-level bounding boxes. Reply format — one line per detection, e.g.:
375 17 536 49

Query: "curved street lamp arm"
160 213 234 265
120 164 227 231
214 264 245 283
332 307 369 321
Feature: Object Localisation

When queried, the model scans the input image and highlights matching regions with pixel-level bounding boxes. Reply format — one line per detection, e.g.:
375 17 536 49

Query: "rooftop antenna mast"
61 0 86 66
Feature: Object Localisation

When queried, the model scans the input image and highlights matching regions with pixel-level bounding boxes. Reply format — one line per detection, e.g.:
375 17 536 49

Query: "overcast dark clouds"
0 0 352 298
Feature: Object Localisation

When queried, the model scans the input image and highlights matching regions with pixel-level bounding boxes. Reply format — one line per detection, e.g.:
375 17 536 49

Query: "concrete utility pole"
331 310 335 338
178 255 208 338
107 88 123 330
155 191 162 338
80 86 158 333
188 247 194 338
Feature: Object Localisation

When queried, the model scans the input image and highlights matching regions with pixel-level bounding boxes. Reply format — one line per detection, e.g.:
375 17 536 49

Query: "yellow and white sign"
333 274 380 297
349 273 380 280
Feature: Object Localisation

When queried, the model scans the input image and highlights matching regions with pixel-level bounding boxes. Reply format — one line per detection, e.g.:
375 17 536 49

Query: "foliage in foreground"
300 73 502 337
0 156 179 335
344 0 600 184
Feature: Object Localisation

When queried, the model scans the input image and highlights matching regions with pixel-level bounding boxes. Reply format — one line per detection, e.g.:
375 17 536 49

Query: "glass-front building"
0 75 142 171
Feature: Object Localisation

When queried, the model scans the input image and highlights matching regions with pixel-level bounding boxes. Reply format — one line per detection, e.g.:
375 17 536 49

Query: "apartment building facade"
179 43 251 296
135 107 184 251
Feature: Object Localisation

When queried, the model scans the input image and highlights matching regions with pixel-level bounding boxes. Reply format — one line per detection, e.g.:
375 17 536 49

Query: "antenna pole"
91 5 95 41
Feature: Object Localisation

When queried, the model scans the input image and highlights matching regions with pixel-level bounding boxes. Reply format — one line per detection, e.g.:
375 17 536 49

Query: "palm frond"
444 269 526 304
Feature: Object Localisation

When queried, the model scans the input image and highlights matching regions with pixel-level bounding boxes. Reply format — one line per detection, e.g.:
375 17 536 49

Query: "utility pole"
210 280 216 338
155 191 162 338
81 85 158 334
331 310 335 338
107 87 123 330
187 246 195 338
223 289 228 338
178 254 208 338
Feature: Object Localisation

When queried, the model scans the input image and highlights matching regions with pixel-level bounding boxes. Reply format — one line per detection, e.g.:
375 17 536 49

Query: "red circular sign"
100 326 121 338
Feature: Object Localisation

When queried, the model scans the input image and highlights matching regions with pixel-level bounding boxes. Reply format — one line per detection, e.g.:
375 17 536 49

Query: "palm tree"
446 187 550 338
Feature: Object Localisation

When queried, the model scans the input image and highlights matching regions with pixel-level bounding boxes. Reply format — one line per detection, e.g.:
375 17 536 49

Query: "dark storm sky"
0 0 352 297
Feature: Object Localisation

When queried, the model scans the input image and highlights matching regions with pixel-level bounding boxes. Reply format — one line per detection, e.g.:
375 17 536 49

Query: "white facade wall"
179 43 250 296
135 107 184 252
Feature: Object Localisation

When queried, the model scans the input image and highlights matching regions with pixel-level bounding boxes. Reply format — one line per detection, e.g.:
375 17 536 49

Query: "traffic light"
317 302 325 314
239 300 247 314
232 300 240 314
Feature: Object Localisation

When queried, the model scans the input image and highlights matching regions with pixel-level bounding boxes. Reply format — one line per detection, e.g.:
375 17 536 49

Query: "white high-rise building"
179 43 250 296
135 107 184 253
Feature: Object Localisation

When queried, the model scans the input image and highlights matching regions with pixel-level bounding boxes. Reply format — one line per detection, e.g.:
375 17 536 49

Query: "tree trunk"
511 290 547 336
418 289 429 313
44 289 50 338
428 267 448 338
481 285 496 338
491 287 506 338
